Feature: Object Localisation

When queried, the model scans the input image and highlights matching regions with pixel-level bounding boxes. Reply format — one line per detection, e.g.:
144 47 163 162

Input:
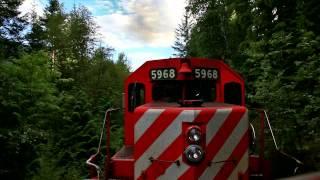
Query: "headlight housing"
184 145 204 163
187 126 202 143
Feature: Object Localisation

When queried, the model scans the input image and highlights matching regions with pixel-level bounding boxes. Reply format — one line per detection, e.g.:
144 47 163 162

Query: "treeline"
0 0 128 179
173 0 320 176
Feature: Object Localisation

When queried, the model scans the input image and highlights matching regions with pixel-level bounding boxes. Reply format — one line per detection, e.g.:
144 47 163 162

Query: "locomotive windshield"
152 80 216 103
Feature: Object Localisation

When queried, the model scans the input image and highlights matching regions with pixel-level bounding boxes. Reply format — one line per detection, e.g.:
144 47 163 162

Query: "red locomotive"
87 58 301 180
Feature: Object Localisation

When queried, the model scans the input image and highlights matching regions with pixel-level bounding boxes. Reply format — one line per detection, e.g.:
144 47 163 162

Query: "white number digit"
207 70 213 78
201 69 206 78
212 69 218 79
163 69 168 78
169 69 175 78
195 69 201 78
157 70 162 79
151 70 156 80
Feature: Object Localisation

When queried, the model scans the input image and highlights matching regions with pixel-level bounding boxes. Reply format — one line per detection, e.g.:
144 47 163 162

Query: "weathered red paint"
94 58 270 179
124 58 245 146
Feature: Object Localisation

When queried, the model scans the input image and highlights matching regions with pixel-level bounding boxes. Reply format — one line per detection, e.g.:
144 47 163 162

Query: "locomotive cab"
110 58 250 179
126 58 244 110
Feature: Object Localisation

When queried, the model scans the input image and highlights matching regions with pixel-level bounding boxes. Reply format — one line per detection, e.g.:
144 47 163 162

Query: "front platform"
111 146 134 178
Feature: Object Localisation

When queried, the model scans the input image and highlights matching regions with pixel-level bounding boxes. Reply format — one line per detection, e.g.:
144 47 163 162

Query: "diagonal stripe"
145 135 184 179
158 110 217 179
228 150 249 180
206 108 232 145
134 109 164 143
179 107 244 179
134 109 182 159
134 110 200 179
214 131 249 180
158 156 188 180
141 110 216 179
200 110 248 180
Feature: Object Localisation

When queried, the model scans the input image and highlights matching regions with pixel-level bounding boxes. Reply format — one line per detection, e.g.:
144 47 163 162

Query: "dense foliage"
1 0 319 179
172 0 320 177
0 0 129 179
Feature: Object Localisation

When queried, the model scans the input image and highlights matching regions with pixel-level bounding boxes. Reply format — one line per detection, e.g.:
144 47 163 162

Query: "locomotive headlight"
187 126 202 143
184 145 204 163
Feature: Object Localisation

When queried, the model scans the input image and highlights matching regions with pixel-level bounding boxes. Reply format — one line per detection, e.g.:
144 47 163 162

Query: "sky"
18 0 187 70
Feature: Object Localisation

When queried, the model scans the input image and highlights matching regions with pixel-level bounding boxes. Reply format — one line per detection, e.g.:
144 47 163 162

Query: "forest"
0 0 319 179
1 0 129 179
173 0 320 177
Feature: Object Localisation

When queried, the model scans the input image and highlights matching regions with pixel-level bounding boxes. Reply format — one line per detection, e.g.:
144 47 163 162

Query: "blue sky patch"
22 0 186 70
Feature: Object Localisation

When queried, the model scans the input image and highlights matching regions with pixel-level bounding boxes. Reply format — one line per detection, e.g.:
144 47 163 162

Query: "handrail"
263 110 279 150
86 108 120 180
263 110 303 167
86 155 100 178
249 108 303 175
249 123 256 142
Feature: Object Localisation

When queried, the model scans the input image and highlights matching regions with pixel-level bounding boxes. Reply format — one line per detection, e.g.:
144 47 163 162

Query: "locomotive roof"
127 58 244 82
136 102 246 109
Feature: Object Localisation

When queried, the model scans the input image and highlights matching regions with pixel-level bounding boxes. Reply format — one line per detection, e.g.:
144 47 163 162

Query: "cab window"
128 83 145 112
224 82 242 105
152 81 181 102
152 80 216 102
185 80 216 101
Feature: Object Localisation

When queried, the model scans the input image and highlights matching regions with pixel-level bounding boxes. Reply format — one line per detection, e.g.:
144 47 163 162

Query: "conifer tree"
26 5 45 51
0 0 24 58
43 0 67 70
172 9 192 57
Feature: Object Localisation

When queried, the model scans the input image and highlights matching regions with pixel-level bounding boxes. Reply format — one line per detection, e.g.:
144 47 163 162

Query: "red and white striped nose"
133 107 248 180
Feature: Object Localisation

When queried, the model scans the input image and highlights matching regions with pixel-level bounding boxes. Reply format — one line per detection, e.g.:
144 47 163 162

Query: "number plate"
193 68 219 80
150 68 176 80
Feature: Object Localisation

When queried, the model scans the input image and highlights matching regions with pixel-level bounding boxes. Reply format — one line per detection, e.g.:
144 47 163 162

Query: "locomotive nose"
133 106 248 180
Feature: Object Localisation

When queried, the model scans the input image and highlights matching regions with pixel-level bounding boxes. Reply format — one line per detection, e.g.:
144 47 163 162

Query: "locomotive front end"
111 58 249 180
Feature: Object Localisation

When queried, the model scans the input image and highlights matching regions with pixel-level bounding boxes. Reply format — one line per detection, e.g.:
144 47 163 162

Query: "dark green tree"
67 5 96 62
42 0 67 71
242 0 320 175
0 52 59 179
187 0 320 175
187 0 252 63
116 52 131 73
26 7 46 51
303 1 320 34
65 5 97 81
172 9 192 57
0 0 25 59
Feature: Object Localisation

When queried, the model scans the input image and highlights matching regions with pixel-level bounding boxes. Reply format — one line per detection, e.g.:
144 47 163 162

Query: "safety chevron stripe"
199 110 248 179
179 108 246 179
155 109 230 179
134 110 200 179
206 108 233 145
133 107 248 180
147 110 216 179
134 109 164 143
134 109 183 160
158 155 187 180
214 131 249 180
138 109 216 179
228 150 249 180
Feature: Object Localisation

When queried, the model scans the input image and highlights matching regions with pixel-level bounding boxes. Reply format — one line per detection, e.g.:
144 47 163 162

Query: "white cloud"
94 0 186 49
126 50 171 70
18 0 187 70
95 13 141 49
19 0 45 18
